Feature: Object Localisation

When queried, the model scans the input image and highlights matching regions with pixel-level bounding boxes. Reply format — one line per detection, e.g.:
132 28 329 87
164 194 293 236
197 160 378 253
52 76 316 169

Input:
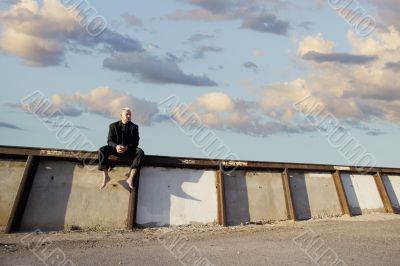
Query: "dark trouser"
98 145 144 171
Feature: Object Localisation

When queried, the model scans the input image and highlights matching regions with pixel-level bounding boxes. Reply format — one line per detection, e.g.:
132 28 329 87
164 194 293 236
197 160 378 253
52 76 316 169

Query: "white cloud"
168 90 315 136
176 27 400 136
287 28 400 123
297 33 335 56
0 1 216 86
164 26 400 136
0 0 142 66
261 79 311 122
17 87 160 125
195 92 234 112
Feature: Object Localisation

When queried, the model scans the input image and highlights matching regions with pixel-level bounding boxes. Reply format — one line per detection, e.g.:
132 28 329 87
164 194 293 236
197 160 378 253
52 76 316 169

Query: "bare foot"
125 176 134 190
100 175 111 190
125 169 137 190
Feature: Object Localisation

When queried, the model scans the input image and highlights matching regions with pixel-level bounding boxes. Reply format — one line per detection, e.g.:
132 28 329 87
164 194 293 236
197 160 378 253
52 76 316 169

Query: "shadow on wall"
137 167 205 227
382 174 400 213
20 161 75 231
290 171 311 220
340 173 362 216
0 159 26 231
138 168 289 227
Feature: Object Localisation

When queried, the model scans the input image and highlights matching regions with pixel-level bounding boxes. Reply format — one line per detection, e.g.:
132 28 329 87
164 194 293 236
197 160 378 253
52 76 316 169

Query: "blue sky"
1 0 400 167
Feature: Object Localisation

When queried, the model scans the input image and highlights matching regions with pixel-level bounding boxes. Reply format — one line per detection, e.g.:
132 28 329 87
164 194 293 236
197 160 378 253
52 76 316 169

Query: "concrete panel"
341 173 384 215
224 170 249 225
382 174 400 212
290 171 342 220
224 171 287 225
0 159 26 231
21 161 130 231
136 167 218 227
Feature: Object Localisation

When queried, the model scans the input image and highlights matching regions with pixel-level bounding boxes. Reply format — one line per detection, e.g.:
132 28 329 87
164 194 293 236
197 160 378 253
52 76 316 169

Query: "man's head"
120 107 132 124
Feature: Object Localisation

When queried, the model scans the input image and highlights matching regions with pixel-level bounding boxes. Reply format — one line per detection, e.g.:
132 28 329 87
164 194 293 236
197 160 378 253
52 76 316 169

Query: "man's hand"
116 145 127 153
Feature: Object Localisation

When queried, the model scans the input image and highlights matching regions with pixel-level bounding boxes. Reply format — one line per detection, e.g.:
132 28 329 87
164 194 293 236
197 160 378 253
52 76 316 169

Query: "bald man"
98 107 144 190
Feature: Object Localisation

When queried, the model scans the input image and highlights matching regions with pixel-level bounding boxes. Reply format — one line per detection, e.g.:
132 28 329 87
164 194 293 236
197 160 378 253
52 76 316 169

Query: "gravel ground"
1 213 400 266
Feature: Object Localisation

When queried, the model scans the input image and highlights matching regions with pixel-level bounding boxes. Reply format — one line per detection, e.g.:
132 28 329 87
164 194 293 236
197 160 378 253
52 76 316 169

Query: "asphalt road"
1 213 400 265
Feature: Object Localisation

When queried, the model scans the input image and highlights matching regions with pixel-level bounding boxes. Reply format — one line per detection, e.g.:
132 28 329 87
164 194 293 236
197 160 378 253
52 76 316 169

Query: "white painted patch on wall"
382 174 400 209
341 173 384 214
137 167 218 226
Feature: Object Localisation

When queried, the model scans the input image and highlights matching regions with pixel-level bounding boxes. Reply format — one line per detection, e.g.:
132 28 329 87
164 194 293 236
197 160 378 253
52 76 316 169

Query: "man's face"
121 110 132 123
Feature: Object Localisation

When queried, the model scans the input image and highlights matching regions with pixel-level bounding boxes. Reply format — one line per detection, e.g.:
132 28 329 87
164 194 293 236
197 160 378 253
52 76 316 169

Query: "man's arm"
126 124 139 150
107 124 118 148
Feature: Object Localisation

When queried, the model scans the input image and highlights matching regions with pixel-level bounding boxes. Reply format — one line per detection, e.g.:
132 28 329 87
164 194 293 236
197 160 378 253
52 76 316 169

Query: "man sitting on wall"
98 107 144 190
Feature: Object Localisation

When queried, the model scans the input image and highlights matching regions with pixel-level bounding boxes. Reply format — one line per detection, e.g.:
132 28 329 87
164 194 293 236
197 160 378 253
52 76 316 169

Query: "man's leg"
126 169 137 190
100 169 111 190
126 148 144 189
98 145 114 189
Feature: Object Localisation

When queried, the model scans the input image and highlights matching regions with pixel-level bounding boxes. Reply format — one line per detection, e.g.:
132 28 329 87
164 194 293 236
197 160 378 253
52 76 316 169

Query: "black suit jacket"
107 121 139 150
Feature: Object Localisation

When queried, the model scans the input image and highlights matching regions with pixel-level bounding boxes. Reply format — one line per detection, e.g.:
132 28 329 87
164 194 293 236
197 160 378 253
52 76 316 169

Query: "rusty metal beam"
281 168 296 220
5 155 38 233
380 168 400 175
2 145 400 174
373 172 394 213
0 145 96 160
127 169 141 230
332 170 352 216
215 164 227 226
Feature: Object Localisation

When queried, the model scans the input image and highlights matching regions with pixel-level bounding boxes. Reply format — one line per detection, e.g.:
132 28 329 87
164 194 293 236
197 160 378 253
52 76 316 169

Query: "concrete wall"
136 167 218 227
290 171 342 220
2 155 399 232
382 174 400 212
0 159 26 231
341 173 384 215
224 170 287 225
20 161 130 231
